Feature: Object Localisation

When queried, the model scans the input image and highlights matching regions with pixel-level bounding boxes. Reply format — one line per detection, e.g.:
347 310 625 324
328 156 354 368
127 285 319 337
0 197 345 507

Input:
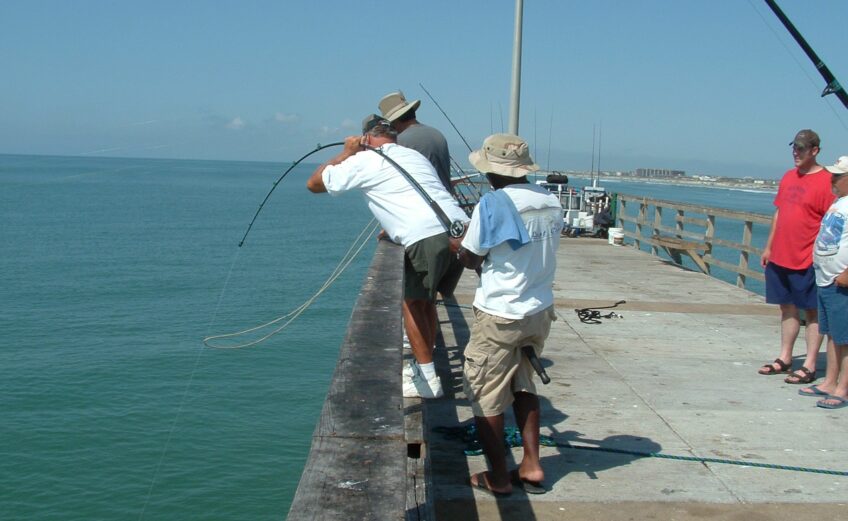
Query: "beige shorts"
463 306 556 417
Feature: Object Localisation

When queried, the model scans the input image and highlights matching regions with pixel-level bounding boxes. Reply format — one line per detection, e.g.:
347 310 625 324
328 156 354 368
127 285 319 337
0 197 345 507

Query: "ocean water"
581 177 777 295
1 154 375 520
1 155 776 520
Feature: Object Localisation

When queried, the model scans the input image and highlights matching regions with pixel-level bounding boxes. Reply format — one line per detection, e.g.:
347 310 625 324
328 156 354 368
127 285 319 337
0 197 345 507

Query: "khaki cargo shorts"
463 306 556 417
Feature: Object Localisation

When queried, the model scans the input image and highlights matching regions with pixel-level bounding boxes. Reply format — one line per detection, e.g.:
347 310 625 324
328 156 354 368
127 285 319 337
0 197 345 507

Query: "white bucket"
608 228 624 245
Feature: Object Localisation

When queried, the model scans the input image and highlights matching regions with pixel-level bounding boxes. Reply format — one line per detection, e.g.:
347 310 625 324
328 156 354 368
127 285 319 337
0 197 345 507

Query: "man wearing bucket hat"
804 156 848 409
306 114 469 399
758 129 833 385
456 133 563 496
378 90 453 194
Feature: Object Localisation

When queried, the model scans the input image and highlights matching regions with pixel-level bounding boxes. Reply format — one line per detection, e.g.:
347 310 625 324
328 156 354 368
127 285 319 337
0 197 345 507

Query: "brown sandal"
758 358 791 375
785 367 816 384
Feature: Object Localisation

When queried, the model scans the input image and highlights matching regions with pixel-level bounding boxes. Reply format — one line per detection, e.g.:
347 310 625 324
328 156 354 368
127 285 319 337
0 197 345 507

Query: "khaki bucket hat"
378 91 421 122
469 133 540 178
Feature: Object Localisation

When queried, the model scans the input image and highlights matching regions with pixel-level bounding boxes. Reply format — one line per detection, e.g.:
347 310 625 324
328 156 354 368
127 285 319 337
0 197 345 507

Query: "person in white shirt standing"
307 115 468 399
457 134 564 496
804 156 848 409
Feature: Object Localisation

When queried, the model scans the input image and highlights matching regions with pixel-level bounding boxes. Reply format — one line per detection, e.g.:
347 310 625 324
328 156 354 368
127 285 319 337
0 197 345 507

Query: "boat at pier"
536 172 609 234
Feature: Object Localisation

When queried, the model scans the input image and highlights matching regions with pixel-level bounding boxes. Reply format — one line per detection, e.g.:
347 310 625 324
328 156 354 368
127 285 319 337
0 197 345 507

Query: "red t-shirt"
770 168 834 269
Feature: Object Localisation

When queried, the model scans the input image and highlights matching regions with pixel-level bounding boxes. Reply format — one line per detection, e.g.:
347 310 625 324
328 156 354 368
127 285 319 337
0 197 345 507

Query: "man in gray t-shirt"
379 91 453 194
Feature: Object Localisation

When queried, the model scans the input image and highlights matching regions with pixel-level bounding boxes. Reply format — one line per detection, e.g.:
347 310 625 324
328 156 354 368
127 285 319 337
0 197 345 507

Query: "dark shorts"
764 263 817 309
817 283 848 345
404 233 452 301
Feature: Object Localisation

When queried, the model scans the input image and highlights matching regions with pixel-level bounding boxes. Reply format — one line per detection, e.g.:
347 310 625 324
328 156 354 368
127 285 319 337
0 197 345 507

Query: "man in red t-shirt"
759 129 834 383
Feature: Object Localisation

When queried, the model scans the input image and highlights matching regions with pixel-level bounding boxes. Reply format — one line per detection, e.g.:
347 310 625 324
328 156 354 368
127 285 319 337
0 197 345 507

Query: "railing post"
618 197 627 229
636 199 647 250
737 220 753 288
704 214 715 275
651 205 662 256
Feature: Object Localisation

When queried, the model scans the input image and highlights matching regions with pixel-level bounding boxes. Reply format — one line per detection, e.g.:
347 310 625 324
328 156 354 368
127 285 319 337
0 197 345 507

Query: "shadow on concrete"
429 295 540 521
535 395 662 486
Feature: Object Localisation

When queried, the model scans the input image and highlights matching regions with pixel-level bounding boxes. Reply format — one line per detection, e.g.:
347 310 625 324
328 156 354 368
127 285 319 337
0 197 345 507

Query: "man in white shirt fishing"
306 115 468 399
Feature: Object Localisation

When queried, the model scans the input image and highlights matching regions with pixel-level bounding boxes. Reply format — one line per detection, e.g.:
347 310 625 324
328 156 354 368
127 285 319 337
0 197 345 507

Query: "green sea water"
0 154 778 520
1 154 375 520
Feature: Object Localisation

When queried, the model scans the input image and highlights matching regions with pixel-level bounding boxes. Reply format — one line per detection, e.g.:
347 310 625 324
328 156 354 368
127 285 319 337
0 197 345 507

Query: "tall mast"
596 123 602 188
508 0 524 134
590 125 596 184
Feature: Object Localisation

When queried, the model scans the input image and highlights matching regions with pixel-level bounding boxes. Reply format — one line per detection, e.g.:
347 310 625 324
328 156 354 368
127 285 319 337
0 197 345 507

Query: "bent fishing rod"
238 142 343 247
764 0 848 111
238 141 465 248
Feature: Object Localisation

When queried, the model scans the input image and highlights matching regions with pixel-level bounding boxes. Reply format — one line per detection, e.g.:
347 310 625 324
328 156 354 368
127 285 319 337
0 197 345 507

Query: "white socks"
418 362 437 381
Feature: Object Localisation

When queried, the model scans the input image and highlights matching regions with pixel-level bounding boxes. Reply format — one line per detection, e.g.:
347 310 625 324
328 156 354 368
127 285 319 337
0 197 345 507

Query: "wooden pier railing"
287 239 430 520
614 193 772 289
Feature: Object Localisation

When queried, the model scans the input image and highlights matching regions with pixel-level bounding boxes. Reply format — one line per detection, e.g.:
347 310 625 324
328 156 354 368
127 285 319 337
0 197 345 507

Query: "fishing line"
142 146 372 514
575 300 626 324
207 136 464 349
138 247 243 520
208 128 488 350
435 425 848 476
204 218 379 349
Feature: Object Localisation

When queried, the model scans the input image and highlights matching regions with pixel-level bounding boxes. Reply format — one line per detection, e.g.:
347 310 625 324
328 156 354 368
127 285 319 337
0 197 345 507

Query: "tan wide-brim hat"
379 91 421 122
469 133 540 178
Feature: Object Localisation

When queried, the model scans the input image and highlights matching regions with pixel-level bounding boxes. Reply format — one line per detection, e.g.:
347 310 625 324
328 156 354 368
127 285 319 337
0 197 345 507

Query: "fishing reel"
449 220 466 239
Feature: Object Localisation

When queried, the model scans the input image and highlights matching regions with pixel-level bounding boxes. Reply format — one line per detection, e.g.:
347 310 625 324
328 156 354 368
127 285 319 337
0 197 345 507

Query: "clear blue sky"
2 0 848 179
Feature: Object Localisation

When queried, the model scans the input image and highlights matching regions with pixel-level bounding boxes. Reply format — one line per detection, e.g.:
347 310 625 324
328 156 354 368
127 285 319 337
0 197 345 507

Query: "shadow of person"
540 429 664 485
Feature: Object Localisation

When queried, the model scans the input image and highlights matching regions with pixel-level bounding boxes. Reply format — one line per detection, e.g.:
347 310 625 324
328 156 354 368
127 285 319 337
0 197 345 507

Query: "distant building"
635 168 685 178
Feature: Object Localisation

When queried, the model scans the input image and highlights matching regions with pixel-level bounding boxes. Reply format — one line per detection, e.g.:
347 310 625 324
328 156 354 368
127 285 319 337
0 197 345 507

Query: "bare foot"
469 471 512 496
514 466 544 485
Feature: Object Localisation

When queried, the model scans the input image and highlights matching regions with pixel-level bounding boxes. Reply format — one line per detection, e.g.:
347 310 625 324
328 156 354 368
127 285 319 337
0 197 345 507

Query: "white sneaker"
402 362 444 398
402 333 411 350
402 361 419 380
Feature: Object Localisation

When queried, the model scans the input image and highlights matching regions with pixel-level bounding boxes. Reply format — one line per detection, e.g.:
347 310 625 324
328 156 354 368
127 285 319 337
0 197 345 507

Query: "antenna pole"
508 0 524 134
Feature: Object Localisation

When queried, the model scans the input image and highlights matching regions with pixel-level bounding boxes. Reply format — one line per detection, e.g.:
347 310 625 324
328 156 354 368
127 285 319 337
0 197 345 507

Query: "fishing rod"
419 83 474 153
238 141 344 247
764 0 848 110
417 83 487 213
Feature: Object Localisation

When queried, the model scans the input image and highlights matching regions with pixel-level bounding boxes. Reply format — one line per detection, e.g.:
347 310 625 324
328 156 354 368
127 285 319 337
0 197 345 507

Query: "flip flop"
817 395 848 409
469 472 512 497
798 384 829 397
510 469 546 494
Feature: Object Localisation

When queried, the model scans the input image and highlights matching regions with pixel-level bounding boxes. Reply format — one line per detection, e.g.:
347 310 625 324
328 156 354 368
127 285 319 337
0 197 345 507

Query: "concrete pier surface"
423 238 847 521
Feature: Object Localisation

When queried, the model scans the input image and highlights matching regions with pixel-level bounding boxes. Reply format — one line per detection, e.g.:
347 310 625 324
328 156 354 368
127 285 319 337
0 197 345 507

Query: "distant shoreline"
559 173 778 194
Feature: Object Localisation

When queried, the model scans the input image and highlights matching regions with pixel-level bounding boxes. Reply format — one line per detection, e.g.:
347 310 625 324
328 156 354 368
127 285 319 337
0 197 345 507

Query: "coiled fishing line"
203 218 379 349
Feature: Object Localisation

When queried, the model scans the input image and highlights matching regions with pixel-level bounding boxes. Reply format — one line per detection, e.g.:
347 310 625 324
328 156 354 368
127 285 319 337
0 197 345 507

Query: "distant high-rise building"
635 168 685 178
